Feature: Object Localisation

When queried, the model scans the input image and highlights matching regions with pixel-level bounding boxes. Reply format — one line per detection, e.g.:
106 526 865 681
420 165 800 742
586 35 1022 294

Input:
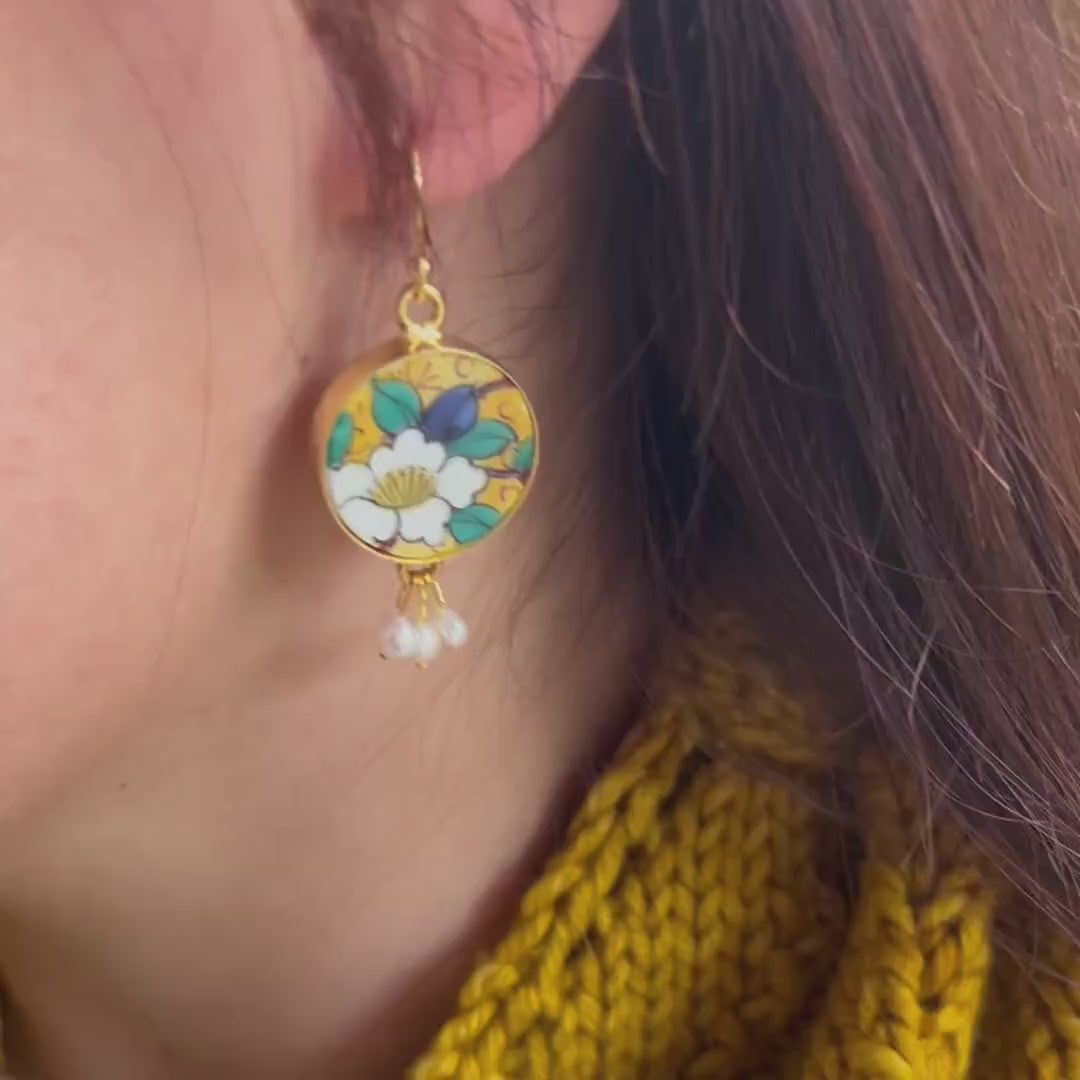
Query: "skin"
0 1 630 1077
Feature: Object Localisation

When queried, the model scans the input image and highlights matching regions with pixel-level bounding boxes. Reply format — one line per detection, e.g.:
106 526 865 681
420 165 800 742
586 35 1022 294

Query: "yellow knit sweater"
409 615 1080 1080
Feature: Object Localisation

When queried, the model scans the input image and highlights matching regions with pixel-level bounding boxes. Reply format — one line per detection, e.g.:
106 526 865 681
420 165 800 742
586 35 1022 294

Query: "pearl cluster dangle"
380 566 468 666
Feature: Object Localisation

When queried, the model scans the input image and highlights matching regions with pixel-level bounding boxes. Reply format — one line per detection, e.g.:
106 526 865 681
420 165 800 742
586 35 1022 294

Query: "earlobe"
397 0 620 207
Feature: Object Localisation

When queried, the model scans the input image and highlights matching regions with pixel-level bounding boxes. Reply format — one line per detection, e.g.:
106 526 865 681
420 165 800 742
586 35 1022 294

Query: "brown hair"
302 0 1080 931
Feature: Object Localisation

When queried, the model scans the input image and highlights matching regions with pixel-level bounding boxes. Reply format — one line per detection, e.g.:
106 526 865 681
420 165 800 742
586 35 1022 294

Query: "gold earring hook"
409 149 434 285
397 148 446 348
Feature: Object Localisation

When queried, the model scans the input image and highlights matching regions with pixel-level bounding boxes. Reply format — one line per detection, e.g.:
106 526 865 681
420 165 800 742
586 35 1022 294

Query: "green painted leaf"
446 420 515 462
449 504 502 546
325 412 355 469
513 436 536 474
371 379 422 436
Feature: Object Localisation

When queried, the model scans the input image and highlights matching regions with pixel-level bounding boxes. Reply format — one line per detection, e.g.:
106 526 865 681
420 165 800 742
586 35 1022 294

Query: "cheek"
0 276 207 810
0 1 326 813
0 5 212 812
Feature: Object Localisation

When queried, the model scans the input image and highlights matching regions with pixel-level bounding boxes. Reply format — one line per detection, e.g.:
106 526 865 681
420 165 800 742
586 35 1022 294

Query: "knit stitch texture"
409 615 1080 1079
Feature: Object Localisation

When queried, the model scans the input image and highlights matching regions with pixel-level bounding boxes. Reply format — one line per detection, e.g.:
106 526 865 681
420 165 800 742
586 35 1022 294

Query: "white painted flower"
330 428 487 548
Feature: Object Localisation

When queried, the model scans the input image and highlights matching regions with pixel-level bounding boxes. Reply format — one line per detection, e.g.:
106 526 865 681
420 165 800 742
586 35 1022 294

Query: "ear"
393 0 620 205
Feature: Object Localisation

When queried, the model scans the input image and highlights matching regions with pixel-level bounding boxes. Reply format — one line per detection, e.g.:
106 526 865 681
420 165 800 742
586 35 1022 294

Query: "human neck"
0 597 640 1080
0 101 646 1080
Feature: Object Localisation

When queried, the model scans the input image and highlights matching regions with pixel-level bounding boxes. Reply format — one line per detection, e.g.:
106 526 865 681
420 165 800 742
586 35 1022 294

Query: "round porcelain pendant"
314 343 538 565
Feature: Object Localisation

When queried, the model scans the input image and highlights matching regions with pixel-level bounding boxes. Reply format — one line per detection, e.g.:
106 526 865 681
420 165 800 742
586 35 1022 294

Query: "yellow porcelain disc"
314 345 538 565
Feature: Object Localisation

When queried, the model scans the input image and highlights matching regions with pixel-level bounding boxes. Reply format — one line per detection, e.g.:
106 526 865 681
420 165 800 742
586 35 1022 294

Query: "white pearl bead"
439 608 469 649
380 616 418 660
415 622 443 664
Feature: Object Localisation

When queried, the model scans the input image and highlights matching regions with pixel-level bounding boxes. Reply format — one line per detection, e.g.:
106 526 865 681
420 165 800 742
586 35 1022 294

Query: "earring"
312 152 539 666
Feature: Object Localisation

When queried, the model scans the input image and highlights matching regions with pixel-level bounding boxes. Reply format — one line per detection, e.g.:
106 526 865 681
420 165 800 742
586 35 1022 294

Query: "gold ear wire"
397 150 445 348
409 149 434 272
